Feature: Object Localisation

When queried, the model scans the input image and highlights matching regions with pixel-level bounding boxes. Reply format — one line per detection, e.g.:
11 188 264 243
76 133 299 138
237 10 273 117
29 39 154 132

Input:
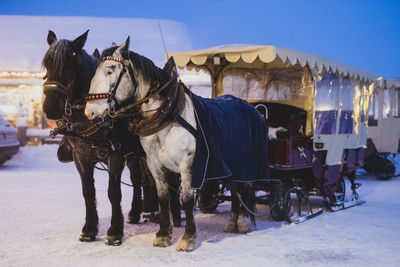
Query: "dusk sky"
1 0 399 77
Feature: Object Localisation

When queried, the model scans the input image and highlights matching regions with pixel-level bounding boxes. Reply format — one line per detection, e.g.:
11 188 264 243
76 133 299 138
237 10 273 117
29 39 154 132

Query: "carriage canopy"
168 45 379 164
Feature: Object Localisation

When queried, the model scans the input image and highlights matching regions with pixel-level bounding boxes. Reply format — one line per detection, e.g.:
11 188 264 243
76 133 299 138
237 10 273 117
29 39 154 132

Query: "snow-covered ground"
1 145 399 267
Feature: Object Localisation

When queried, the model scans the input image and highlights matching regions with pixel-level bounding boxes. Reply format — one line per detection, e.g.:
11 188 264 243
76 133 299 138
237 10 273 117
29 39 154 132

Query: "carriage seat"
253 102 310 168
259 102 307 137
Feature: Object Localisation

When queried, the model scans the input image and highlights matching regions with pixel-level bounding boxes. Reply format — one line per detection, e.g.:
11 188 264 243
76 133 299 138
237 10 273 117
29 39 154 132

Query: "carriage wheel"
270 189 292 222
377 162 395 180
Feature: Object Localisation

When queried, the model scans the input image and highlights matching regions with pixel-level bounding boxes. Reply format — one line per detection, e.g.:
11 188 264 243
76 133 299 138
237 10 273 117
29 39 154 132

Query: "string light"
0 71 46 79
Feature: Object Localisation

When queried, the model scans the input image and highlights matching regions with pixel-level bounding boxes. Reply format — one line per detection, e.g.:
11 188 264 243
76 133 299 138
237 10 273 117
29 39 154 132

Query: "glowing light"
0 71 46 79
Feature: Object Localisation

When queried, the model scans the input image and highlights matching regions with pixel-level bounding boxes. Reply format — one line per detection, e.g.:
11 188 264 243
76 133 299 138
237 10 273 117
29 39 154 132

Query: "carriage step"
289 208 323 224
327 199 366 212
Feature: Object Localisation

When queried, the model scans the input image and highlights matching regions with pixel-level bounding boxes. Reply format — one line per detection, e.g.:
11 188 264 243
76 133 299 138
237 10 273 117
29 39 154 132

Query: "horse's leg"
167 173 181 227
237 182 255 234
140 157 159 223
73 155 98 242
126 155 142 224
224 180 239 233
177 168 196 251
147 162 173 247
105 152 125 246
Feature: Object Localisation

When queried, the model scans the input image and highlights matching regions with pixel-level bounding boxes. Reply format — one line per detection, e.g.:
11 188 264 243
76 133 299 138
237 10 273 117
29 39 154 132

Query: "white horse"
85 38 261 251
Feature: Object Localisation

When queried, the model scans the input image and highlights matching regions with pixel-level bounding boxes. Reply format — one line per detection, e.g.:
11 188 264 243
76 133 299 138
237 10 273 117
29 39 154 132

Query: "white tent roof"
386 77 400 89
169 44 379 82
0 15 192 72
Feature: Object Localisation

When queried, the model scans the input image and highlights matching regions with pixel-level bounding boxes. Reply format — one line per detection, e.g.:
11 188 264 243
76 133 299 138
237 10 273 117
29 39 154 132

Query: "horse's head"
85 37 170 120
42 30 98 120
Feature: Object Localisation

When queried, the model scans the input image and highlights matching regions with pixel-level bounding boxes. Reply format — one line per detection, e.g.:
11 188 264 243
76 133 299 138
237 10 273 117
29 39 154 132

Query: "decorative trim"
102 56 124 64
85 93 109 102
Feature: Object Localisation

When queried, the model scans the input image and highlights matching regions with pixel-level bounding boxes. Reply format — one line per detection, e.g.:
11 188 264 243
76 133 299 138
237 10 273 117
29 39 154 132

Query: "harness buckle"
65 100 72 117
109 119 114 129
108 105 116 119
50 130 57 138
99 117 105 124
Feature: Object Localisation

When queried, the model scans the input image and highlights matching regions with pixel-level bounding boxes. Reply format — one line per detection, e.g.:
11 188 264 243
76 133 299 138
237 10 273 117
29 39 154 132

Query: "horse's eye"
107 71 113 75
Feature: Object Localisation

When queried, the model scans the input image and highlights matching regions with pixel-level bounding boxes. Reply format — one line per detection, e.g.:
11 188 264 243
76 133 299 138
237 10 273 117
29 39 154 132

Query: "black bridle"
86 55 177 121
43 67 95 138
86 56 138 119
43 70 85 117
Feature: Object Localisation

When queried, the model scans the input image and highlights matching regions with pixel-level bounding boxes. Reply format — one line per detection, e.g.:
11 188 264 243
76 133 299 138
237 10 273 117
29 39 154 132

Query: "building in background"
0 71 45 127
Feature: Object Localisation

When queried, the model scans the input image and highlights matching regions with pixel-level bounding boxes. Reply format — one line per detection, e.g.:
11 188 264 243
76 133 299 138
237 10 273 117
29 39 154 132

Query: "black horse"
42 30 180 246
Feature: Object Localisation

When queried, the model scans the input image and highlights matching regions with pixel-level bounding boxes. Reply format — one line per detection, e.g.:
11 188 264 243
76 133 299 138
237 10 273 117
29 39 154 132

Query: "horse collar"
129 81 186 136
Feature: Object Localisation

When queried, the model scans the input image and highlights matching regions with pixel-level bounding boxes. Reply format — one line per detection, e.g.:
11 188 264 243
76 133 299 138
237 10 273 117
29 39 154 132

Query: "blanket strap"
175 114 199 139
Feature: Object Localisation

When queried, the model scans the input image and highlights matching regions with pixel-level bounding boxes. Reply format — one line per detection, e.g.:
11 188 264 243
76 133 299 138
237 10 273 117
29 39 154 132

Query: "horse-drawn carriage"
168 45 377 222
47 30 379 249
365 77 400 179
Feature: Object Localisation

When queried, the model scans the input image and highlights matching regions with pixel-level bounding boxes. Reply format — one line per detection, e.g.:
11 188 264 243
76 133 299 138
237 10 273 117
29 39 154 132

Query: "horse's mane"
101 47 168 87
42 40 98 79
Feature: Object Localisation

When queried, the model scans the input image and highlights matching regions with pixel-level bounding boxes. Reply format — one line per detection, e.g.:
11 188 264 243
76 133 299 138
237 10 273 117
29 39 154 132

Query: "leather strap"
114 75 176 116
132 82 185 136
175 114 198 139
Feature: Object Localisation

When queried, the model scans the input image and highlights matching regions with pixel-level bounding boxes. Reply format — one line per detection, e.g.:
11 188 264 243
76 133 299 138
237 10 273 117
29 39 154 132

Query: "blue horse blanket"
188 92 269 189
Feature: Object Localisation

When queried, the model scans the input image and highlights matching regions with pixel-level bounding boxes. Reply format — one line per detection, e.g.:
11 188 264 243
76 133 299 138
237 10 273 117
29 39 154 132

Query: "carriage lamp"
315 142 324 149
213 56 220 65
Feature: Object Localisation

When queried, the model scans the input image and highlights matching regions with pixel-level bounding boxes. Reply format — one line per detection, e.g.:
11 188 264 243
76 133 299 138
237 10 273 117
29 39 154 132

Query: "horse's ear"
47 30 57 46
112 42 117 47
72 30 89 51
163 56 177 74
92 48 100 60
115 36 130 58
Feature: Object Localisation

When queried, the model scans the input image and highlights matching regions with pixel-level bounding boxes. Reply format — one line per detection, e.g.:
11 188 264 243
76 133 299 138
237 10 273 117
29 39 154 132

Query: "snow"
26 128 51 137
1 145 400 266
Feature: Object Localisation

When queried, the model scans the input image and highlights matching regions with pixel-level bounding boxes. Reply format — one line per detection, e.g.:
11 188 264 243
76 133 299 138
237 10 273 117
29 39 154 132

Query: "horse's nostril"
85 109 93 120
88 111 97 120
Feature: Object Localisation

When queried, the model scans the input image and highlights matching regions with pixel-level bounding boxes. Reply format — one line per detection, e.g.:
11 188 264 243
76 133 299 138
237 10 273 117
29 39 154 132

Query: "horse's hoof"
105 236 122 246
143 212 160 224
177 237 196 252
153 236 172 247
127 214 140 224
223 222 238 233
237 214 251 234
79 232 96 242
223 217 238 233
